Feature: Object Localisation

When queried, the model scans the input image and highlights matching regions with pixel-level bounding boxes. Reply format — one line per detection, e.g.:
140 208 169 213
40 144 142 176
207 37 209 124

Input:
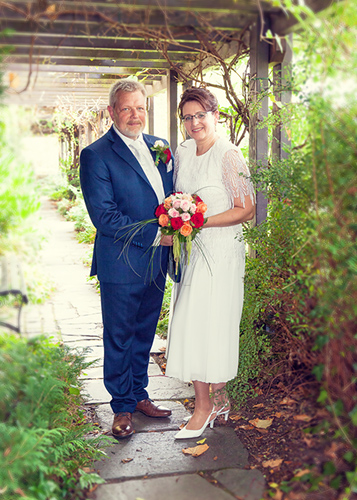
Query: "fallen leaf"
229 414 242 421
325 441 342 460
279 397 296 406
249 418 273 429
293 414 311 422
253 403 264 408
303 436 313 448
121 457 134 463
294 469 311 478
273 412 283 418
182 444 209 457
213 456 218 460
237 424 254 430
161 363 166 369
262 458 283 468
14 489 26 497
196 438 206 444
183 399 189 403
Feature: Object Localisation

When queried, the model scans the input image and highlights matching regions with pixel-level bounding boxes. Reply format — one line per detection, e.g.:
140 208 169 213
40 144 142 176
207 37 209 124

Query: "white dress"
165 136 255 383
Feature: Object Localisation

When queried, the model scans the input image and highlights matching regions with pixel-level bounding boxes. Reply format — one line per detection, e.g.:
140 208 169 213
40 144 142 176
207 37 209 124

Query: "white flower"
154 140 164 148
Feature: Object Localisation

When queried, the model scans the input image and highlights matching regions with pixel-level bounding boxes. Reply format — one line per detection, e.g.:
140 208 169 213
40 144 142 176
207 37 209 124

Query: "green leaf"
348 406 357 426
69 386 80 395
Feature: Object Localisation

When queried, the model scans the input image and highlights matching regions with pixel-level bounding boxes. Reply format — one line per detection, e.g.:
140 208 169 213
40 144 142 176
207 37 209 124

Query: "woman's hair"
178 87 218 118
109 79 147 108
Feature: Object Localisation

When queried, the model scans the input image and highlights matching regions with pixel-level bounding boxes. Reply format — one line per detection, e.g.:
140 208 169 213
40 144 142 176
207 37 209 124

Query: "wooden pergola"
0 0 334 223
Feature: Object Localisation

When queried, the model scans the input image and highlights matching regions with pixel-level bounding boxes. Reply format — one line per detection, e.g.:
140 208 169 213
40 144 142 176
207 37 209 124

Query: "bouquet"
155 192 207 272
116 192 208 279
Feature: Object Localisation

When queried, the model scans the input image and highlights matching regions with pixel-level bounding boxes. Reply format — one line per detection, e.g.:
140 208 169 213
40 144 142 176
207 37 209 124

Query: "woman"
165 87 255 439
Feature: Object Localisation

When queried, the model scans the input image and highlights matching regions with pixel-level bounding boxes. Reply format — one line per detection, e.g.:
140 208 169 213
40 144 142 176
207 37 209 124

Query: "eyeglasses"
181 111 211 123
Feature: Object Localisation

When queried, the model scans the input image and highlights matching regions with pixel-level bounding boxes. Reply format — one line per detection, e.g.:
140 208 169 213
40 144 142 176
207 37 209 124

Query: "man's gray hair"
109 79 147 107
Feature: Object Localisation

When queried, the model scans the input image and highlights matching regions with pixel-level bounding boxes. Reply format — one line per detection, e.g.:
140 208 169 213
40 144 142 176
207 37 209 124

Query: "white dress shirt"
113 125 164 244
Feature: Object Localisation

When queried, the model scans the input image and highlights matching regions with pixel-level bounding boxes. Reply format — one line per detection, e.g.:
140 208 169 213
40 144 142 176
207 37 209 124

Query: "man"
80 79 173 438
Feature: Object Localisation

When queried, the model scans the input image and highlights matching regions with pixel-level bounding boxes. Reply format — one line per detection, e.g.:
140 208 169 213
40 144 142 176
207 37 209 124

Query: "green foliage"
156 279 173 339
228 3 357 496
0 334 112 499
0 150 40 239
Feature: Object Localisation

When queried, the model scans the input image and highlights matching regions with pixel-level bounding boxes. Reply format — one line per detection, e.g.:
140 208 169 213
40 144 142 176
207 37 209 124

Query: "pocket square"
167 159 173 172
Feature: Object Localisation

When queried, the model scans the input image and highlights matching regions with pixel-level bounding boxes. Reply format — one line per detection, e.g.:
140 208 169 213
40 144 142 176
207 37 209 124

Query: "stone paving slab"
80 365 104 379
95 428 248 480
83 375 194 405
95 401 189 433
212 469 265 500
90 474 236 500
147 375 195 400
151 335 166 353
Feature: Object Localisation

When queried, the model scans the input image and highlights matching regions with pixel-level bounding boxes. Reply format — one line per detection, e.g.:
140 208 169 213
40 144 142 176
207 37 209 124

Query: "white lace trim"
222 149 255 207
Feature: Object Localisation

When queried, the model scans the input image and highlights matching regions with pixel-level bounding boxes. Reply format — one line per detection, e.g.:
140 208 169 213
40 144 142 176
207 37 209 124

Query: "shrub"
0 334 112 499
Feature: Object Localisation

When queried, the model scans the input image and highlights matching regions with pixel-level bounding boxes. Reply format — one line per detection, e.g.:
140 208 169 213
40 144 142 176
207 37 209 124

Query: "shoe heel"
224 412 229 422
209 417 216 429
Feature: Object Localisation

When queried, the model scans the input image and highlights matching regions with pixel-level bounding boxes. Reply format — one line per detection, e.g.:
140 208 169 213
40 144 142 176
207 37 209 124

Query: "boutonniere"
151 140 171 166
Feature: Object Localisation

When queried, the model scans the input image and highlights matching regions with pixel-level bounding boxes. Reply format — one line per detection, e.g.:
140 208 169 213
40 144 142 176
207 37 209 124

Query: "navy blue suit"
80 125 173 413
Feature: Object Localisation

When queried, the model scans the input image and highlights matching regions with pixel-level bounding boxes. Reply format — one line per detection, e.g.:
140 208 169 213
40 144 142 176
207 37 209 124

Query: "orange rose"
180 223 193 237
196 202 207 214
164 197 172 209
158 214 169 227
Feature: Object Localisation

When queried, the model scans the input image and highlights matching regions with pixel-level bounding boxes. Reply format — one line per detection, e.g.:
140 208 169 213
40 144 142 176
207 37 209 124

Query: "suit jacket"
80 125 173 284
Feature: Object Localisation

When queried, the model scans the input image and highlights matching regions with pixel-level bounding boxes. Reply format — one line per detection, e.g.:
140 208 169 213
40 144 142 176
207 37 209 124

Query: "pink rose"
181 212 191 222
180 199 191 211
168 208 180 218
173 199 181 209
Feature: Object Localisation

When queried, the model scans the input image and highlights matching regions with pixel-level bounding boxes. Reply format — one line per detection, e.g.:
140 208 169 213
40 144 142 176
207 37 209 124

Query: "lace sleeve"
222 149 255 207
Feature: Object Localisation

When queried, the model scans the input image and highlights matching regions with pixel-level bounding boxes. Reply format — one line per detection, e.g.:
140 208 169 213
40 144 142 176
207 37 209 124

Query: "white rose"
154 140 164 148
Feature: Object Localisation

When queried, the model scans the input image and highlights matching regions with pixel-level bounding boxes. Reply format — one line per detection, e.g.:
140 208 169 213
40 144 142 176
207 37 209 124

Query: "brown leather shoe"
135 399 172 418
112 412 134 439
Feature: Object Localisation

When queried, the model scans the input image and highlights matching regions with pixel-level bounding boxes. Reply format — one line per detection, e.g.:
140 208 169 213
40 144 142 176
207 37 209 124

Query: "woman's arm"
204 195 255 228
204 147 256 228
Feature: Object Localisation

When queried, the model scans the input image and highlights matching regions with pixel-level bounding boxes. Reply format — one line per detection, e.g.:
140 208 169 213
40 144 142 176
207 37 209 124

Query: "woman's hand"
160 234 174 246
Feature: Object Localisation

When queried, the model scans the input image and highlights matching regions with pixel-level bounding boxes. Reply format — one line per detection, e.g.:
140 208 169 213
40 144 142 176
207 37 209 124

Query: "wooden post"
148 96 154 135
249 16 270 226
167 69 178 153
271 34 293 161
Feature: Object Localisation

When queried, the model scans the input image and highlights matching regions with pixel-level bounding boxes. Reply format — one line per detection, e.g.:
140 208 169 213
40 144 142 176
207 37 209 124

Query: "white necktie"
130 140 165 203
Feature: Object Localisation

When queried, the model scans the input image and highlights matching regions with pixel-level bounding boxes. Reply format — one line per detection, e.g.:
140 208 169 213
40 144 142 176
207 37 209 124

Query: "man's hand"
160 235 173 246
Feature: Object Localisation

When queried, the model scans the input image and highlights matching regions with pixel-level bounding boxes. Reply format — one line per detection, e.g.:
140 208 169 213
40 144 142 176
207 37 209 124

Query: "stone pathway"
22 197 265 500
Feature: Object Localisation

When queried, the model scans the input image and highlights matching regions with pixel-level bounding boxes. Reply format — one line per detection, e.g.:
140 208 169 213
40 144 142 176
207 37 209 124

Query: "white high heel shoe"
175 411 215 439
216 402 230 421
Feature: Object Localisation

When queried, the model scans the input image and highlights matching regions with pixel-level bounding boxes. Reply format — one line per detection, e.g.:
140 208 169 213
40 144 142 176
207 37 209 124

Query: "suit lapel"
108 127 150 186
108 127 172 197
143 135 172 197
